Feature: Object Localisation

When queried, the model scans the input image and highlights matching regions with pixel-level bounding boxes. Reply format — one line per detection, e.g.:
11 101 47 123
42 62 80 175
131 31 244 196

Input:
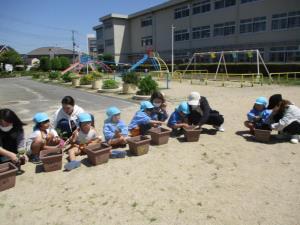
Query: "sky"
0 0 167 54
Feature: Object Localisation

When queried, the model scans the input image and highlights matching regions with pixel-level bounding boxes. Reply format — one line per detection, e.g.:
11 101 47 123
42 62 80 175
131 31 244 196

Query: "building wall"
95 0 300 63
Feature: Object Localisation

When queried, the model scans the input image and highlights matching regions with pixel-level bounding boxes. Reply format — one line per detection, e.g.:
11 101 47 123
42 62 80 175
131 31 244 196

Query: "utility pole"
170 24 175 89
72 30 75 64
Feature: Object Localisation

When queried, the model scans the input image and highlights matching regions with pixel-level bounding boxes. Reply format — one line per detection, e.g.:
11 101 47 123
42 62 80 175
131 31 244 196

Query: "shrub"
50 57 61 71
137 75 158 95
39 56 51 72
102 79 119 89
90 71 103 80
62 72 72 82
49 71 61 80
59 57 70 70
122 71 140 85
80 74 93 85
31 72 41 79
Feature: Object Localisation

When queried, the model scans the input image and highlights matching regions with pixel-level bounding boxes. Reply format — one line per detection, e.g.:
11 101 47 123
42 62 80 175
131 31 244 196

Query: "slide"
128 54 148 72
62 62 80 74
89 63 96 72
94 61 113 73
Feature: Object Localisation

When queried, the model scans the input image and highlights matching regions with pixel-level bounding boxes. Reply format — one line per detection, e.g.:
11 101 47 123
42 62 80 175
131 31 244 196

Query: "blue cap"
106 107 121 118
33 112 49 123
176 102 190 114
255 97 267 107
140 101 154 111
78 113 92 123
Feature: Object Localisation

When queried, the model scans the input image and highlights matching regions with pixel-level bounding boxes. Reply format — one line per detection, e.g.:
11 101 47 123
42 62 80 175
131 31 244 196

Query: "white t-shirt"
26 128 58 154
76 128 98 144
52 105 84 129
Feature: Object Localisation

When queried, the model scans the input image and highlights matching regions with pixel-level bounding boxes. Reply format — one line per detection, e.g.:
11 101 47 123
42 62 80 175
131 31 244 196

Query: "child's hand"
182 123 190 128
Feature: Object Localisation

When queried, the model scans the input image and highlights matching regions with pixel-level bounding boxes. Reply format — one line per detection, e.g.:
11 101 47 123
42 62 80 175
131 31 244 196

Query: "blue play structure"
128 52 169 73
128 55 148 72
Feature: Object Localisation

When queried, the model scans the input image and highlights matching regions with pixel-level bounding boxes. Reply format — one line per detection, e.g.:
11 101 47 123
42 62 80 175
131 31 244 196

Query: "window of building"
214 0 236 10
141 36 153 46
192 25 210 39
214 21 235 36
105 39 114 47
104 22 113 29
193 0 211 15
97 44 104 53
240 16 266 33
96 28 103 39
241 0 259 3
174 29 189 41
141 17 152 27
174 6 190 19
269 46 300 62
272 11 300 30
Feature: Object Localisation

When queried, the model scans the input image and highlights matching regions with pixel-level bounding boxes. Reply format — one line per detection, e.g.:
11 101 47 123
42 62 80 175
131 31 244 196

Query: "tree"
59 56 70 70
0 50 23 69
39 56 51 71
51 57 61 70
102 53 114 62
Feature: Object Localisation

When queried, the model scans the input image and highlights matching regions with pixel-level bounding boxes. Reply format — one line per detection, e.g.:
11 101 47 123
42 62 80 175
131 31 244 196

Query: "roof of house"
27 47 75 56
0 45 15 53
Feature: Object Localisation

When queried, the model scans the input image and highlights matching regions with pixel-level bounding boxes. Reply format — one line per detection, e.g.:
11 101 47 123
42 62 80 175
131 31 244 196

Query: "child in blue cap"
128 101 163 136
65 112 101 171
103 106 128 147
167 102 190 136
26 112 61 163
244 97 271 134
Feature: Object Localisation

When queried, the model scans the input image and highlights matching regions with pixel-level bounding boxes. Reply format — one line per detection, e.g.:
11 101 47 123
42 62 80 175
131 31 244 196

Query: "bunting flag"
232 52 237 58
210 52 216 59
247 51 253 58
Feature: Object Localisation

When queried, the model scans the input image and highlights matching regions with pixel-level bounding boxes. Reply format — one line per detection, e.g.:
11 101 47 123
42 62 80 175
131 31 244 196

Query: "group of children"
1 91 299 172
244 94 300 144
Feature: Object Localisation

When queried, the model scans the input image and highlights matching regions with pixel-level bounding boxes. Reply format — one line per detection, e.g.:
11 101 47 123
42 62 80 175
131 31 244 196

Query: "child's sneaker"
64 160 81 171
110 150 126 159
30 155 41 164
213 125 225 132
290 135 299 144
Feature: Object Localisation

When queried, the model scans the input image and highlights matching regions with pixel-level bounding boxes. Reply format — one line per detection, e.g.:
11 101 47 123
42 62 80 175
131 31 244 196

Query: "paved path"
0 77 135 122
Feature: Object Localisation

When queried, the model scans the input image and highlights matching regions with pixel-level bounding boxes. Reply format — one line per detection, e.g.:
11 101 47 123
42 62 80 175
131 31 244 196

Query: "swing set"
183 49 272 87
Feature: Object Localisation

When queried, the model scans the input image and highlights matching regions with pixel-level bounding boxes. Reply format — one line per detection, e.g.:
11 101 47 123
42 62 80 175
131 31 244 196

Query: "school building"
93 0 300 63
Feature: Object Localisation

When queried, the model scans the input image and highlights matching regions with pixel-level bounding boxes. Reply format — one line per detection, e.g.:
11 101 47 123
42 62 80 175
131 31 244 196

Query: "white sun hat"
187 92 201 106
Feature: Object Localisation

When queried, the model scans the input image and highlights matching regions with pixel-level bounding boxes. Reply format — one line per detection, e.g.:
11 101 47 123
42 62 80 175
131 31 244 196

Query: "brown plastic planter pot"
0 162 18 192
127 135 151 156
149 127 171 145
40 149 63 172
183 126 201 142
85 143 112 165
254 129 271 142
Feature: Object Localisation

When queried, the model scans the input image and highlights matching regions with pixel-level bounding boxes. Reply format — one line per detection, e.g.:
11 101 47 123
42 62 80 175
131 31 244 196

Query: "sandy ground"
0 80 300 225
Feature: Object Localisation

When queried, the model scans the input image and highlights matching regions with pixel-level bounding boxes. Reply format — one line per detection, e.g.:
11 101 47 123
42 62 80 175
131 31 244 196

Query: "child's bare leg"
30 137 44 156
68 147 80 161
244 121 255 134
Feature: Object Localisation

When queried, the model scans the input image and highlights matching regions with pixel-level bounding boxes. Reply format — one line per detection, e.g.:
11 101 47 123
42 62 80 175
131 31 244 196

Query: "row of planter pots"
0 126 203 192
71 78 138 94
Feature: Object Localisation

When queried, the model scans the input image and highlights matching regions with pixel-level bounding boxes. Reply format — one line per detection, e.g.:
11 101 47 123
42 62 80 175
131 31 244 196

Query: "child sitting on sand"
244 97 271 134
65 113 101 171
167 101 190 136
26 112 61 163
128 101 163 136
103 107 128 147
